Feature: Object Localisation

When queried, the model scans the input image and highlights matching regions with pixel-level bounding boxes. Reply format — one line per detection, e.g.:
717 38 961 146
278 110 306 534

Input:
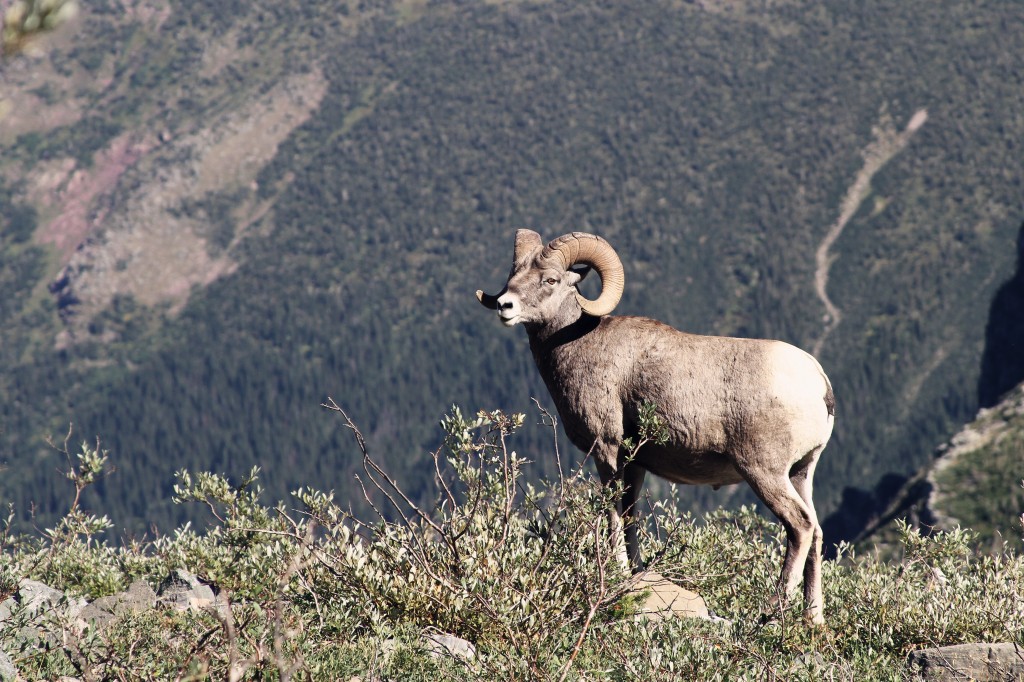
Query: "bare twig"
432 446 458 511
205 593 254 682
555 516 608 682
532 398 564 491
271 521 315 681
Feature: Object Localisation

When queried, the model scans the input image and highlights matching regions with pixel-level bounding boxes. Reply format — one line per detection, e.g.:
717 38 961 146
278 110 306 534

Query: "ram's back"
538 315 833 483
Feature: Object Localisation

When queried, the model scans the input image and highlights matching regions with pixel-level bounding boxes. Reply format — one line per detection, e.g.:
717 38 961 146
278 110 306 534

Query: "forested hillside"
1 0 1022 540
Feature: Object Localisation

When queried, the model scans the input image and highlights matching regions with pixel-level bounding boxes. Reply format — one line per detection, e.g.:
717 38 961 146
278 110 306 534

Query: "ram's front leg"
592 458 627 571
621 460 647 572
593 448 645 573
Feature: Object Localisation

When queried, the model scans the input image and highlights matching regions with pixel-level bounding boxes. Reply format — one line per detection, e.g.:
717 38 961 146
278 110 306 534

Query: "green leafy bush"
1 411 1021 680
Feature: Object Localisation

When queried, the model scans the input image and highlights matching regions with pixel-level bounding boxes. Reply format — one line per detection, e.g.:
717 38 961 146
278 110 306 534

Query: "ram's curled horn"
476 289 500 309
543 232 625 316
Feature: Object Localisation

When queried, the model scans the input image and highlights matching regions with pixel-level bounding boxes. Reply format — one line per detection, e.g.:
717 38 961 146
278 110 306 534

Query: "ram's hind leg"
790 448 825 625
739 463 819 622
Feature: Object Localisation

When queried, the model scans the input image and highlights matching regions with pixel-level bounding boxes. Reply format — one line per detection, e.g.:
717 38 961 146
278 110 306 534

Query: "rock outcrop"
628 571 710 621
908 643 1024 681
0 569 222 679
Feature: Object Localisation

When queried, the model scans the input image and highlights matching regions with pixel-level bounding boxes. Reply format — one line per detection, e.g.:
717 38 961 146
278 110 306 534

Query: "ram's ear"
568 264 592 284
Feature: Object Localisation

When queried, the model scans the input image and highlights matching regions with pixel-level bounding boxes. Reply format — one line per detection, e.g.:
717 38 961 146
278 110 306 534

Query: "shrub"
1 410 1021 680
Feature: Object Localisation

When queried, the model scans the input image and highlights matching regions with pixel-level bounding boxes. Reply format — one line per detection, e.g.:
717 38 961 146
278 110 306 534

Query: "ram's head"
476 230 625 326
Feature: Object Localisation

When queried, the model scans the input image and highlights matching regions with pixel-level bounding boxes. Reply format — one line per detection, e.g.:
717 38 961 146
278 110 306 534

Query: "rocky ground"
2 568 1021 681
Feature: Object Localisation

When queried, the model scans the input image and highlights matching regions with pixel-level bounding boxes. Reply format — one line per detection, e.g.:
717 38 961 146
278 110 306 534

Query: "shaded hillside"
979 223 1024 408
1 0 1023 538
846 223 1024 554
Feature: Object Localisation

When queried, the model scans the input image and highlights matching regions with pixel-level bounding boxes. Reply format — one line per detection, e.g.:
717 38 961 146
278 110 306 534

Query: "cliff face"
917 225 1024 552
978 227 1024 408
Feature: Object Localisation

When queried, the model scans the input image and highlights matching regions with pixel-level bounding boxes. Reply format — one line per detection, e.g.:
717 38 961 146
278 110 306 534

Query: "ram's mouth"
498 313 520 327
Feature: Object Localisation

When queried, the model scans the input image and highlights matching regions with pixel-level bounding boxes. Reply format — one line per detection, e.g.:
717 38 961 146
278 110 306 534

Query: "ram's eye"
545 278 558 285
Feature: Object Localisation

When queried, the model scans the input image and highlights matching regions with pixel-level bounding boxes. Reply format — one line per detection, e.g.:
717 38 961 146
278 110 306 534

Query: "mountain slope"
927 383 1024 553
856 380 1024 555
1 0 1023 538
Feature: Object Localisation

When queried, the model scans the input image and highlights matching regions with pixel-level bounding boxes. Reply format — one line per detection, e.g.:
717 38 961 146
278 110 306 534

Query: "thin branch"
272 521 315 681
432 446 458 511
555 518 608 682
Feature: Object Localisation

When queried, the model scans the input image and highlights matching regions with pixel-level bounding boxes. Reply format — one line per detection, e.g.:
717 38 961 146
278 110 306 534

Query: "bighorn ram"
476 230 835 624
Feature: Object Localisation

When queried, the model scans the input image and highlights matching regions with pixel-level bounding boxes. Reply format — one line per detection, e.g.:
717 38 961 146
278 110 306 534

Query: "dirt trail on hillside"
812 108 928 357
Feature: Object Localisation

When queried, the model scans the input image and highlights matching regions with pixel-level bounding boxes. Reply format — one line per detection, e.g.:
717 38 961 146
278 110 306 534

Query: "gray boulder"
156 569 217 611
0 579 86 623
77 579 157 630
16 579 85 620
908 642 1024 681
0 598 13 623
422 632 476 661
0 648 18 682
0 580 85 653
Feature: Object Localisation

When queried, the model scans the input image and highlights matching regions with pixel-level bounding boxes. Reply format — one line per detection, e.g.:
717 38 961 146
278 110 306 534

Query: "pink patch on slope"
35 133 153 263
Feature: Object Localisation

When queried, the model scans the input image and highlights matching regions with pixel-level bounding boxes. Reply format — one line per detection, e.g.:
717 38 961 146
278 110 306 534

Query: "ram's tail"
808 353 835 419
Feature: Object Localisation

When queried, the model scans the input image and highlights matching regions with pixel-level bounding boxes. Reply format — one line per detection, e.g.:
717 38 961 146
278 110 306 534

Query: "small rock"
17 579 65 615
0 598 13 623
76 602 115 631
13 579 85 620
77 580 156 630
94 579 157 616
124 579 159 606
157 570 216 611
422 632 476 661
629 571 710 621
0 649 17 682
908 642 1024 681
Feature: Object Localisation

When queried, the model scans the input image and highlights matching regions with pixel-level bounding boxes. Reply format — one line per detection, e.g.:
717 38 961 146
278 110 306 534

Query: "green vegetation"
1 0 1023 546
936 452 1024 556
1 411 1021 680
1 0 79 57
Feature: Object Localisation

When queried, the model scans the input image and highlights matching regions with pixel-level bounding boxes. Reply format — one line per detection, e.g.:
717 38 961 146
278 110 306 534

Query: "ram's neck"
525 312 601 374
526 311 593 342
524 295 583 343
